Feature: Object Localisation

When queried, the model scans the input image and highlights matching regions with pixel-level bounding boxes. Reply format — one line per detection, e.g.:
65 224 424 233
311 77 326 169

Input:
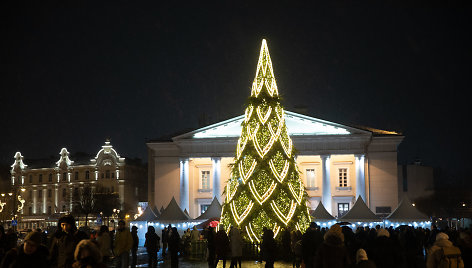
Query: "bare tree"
72 185 95 227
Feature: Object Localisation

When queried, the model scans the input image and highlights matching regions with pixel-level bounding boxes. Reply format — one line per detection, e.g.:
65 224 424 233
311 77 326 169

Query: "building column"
355 154 366 202
179 158 190 212
321 155 332 214
212 157 221 202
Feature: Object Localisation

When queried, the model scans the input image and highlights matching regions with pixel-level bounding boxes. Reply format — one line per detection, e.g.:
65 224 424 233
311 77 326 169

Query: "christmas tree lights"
220 39 311 241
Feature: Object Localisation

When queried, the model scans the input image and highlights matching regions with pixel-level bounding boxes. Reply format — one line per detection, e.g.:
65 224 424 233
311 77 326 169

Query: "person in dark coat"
215 227 231 268
370 228 401 268
162 227 168 258
261 228 277 268
0 231 49 268
49 214 88 268
144 226 160 268
355 248 376 268
301 222 323 268
168 227 180 268
313 224 351 268
206 227 216 268
130 226 139 268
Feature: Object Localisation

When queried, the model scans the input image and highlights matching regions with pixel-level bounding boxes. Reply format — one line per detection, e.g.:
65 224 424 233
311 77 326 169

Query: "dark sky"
1 4 470 179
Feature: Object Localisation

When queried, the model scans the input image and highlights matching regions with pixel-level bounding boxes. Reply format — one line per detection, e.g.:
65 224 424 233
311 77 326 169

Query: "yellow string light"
248 180 277 205
231 200 254 225
268 159 290 183
270 200 297 226
238 159 257 184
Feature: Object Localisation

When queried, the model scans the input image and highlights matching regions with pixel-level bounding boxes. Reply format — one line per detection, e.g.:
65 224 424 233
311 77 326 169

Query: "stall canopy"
195 197 222 221
134 205 160 222
157 197 191 221
386 196 429 222
340 197 381 222
311 202 335 221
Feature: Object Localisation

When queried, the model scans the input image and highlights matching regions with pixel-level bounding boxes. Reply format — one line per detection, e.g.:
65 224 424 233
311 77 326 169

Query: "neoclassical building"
9 140 147 229
148 112 403 219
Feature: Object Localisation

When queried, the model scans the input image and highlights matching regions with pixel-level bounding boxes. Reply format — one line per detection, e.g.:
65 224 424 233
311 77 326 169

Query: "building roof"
135 205 160 222
195 197 221 220
386 196 429 222
311 202 335 221
339 197 381 222
157 197 191 221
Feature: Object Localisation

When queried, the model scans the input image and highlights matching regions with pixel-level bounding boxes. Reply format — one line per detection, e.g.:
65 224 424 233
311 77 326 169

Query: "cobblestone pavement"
116 247 294 268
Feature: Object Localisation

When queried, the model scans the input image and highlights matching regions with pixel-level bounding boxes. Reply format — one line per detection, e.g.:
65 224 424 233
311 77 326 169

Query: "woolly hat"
328 224 342 234
356 248 368 263
436 232 449 241
25 231 42 245
377 228 390 238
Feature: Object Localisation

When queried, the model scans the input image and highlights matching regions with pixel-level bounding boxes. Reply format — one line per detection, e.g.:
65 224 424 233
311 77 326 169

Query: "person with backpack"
426 232 464 268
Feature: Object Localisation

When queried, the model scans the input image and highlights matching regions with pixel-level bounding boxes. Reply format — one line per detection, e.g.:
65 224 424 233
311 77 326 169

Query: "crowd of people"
0 216 471 268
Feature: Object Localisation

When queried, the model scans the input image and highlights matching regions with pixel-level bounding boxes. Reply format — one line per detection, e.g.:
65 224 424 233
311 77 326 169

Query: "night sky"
1 5 470 181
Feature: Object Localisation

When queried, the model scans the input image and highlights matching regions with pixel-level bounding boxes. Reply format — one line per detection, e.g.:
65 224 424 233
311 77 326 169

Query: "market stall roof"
340 197 381 222
134 205 160 222
386 196 429 222
311 202 335 221
195 197 222 220
157 197 191 221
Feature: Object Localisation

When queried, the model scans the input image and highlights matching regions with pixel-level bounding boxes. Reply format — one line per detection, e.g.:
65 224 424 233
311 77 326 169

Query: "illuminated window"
338 168 348 187
201 204 210 215
201 171 210 190
338 203 349 217
306 168 316 188
74 172 79 180
85 171 90 180
39 174 43 183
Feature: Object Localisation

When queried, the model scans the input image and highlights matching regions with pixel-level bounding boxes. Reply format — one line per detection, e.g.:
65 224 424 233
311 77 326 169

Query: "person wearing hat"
0 231 49 268
355 248 376 268
113 220 133 268
426 232 464 268
313 224 351 268
49 214 88 268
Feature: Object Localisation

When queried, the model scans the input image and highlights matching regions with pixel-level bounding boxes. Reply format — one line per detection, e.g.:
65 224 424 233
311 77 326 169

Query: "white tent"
195 197 221 221
131 205 160 246
339 197 381 225
311 202 336 228
385 196 431 228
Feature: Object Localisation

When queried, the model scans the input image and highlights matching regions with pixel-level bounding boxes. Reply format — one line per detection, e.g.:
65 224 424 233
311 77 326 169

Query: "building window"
29 190 32 199
112 172 115 178
62 172 67 181
62 188 67 198
48 206 52 214
101 173 104 179
74 172 79 180
105 170 110 178
338 203 349 217
201 204 210 215
306 168 316 188
29 175 32 183
39 174 43 183
48 174 52 182
85 171 90 180
201 171 210 190
29 207 32 215
338 168 348 187
38 190 42 198
48 189 52 198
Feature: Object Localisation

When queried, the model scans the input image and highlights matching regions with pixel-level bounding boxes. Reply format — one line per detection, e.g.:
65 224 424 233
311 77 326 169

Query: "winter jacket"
145 232 160 253
113 229 133 256
426 238 464 268
314 230 351 268
50 230 87 268
215 230 230 257
229 227 243 257
1 243 49 268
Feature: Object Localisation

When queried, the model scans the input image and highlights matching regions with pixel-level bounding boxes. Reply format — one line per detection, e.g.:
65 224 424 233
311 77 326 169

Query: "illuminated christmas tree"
220 39 311 241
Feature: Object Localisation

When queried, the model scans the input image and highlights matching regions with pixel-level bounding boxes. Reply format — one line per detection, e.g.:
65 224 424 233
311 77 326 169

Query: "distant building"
9 140 147 230
147 112 404 219
398 161 434 202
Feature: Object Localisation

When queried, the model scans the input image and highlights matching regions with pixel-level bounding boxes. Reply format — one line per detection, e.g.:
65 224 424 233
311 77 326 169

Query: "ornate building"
9 140 146 230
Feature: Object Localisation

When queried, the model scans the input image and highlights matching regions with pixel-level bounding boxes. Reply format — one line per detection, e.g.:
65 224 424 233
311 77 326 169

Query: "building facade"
9 140 147 230
148 112 403 219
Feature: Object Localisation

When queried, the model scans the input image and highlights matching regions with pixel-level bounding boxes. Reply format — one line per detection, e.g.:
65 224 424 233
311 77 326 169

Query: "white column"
33 189 37 214
321 155 332 214
212 157 221 202
179 158 190 212
355 154 366 202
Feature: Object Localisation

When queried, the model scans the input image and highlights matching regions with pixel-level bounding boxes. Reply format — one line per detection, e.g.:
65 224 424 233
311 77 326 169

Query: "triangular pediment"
174 111 370 140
